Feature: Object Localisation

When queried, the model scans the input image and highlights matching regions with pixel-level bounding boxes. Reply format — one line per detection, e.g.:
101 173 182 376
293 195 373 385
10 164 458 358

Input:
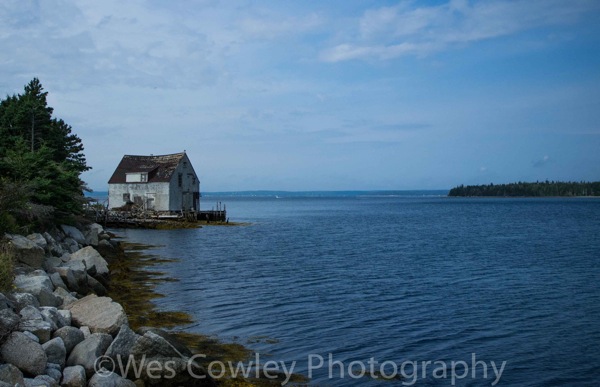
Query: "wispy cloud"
533 155 551 168
320 0 600 62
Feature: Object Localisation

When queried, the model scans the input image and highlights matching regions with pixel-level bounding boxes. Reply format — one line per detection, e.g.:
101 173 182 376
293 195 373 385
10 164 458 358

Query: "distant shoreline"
448 181 600 197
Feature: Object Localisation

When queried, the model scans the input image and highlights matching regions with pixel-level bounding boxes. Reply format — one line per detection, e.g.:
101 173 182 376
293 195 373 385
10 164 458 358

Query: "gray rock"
54 267 87 295
66 333 113 378
6 234 45 268
98 233 111 241
67 247 109 277
80 326 91 338
23 330 40 342
43 364 62 383
52 287 78 308
0 332 48 376
48 272 67 291
65 295 127 336
60 225 86 245
20 304 44 320
0 308 20 338
137 327 193 358
88 372 136 387
0 292 14 310
95 240 116 256
42 337 67 368
130 331 183 359
40 307 61 329
11 292 40 310
87 275 107 296
57 309 72 327
14 272 61 307
34 374 58 386
27 233 48 250
52 326 85 354
60 366 86 387
18 305 53 343
62 238 81 254
137 356 214 387
46 235 65 257
84 228 99 247
0 363 25 386
43 256 63 272
60 253 71 263
105 325 140 363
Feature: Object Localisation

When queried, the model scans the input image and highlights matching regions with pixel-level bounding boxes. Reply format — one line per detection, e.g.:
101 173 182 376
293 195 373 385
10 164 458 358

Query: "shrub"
0 243 15 293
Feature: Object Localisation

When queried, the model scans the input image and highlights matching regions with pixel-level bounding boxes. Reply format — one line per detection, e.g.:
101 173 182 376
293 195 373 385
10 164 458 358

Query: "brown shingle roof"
108 152 185 184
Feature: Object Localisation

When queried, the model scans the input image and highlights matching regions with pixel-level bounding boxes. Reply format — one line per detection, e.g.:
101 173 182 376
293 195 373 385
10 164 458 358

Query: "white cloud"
321 0 600 62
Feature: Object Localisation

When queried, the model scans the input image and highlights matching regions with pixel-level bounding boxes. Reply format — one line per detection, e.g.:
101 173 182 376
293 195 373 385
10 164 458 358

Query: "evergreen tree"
0 78 90 222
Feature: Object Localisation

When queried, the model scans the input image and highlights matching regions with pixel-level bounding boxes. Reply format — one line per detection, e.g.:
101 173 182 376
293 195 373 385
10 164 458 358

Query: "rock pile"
1 224 215 387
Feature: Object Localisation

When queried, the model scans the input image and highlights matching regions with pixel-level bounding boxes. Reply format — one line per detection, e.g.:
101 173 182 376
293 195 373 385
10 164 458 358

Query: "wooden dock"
85 201 227 228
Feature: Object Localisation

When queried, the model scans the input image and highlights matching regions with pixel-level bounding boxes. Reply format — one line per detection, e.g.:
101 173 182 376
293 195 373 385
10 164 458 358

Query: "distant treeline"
448 181 600 197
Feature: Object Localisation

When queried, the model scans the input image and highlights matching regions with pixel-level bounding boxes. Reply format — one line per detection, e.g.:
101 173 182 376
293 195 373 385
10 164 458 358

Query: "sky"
1 0 599 192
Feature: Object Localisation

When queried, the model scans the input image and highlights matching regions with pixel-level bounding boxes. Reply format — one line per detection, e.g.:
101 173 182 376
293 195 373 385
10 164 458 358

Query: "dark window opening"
123 193 130 202
178 173 183 187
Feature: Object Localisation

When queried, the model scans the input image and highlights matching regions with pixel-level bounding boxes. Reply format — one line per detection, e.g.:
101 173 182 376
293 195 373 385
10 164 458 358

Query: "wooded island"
448 181 600 197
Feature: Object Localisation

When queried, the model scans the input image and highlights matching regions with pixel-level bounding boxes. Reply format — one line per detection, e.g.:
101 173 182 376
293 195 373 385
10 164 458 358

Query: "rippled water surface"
116 195 600 386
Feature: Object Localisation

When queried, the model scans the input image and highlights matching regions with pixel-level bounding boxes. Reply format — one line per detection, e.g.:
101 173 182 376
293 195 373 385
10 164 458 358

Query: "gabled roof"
108 152 186 184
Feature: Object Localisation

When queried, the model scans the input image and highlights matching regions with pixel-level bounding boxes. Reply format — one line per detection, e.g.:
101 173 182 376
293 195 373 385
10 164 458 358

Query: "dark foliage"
0 79 89 225
448 181 600 197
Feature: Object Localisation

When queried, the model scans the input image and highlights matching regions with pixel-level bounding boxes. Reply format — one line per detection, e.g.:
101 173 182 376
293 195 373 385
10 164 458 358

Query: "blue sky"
1 0 599 191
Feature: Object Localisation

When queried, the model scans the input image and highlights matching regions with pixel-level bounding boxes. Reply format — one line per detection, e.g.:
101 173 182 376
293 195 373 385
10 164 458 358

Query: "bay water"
115 193 600 386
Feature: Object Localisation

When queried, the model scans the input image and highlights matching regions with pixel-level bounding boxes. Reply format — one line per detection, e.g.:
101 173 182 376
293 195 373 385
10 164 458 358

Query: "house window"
140 173 147 182
178 173 183 187
183 161 187 169
123 193 130 202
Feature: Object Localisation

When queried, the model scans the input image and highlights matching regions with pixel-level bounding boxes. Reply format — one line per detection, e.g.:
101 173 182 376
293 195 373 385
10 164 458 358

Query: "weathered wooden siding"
108 153 200 212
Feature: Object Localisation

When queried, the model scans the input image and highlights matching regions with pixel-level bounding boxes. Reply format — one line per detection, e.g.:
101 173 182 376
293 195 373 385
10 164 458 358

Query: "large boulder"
43 232 64 257
6 234 45 268
10 292 40 311
87 275 107 296
66 333 113 378
44 363 62 384
60 365 86 387
104 325 140 364
66 247 109 277
130 331 182 359
52 287 78 308
54 267 88 295
0 363 25 386
42 337 67 368
18 305 53 343
32 374 59 386
0 332 48 376
0 308 20 339
84 227 100 247
128 331 216 386
60 225 86 245
14 271 61 307
65 295 128 336
52 326 85 354
88 372 136 387
27 233 48 250
137 328 193 358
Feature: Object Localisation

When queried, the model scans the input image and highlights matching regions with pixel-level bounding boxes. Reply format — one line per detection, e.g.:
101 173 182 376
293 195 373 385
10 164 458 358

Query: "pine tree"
0 78 90 221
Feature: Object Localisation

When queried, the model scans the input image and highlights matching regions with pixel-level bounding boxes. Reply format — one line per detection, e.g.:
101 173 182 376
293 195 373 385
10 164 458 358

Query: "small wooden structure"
108 152 200 213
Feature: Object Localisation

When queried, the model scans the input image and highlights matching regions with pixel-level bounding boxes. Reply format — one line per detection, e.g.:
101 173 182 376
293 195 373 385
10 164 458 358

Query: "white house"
108 152 200 212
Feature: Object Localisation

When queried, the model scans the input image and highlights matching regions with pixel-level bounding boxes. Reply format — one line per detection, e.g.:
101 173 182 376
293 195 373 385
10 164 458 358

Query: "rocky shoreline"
0 223 217 386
